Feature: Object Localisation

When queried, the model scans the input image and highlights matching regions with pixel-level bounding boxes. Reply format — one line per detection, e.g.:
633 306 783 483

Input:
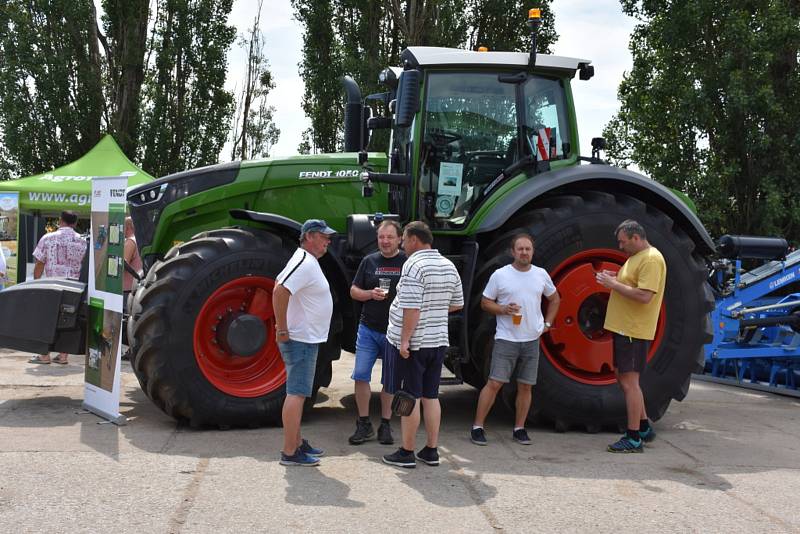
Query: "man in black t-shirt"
348 220 406 445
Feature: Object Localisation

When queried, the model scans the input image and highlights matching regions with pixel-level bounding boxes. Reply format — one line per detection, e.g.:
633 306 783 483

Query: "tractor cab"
361 48 591 231
357 10 593 233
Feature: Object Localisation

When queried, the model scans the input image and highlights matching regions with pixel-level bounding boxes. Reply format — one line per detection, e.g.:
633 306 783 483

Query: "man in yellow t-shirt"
596 220 666 453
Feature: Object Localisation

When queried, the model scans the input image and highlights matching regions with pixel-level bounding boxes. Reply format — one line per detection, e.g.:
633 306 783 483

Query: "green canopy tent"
0 135 154 214
0 135 155 282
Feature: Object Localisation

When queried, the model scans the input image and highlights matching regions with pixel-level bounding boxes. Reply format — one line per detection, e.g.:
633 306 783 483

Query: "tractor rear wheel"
467 191 714 429
127 227 337 428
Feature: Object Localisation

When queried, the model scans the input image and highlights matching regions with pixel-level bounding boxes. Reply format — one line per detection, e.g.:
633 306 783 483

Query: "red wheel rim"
541 249 666 385
193 276 285 397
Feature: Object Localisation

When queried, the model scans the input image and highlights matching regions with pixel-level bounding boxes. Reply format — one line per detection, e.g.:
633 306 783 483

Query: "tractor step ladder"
441 240 479 386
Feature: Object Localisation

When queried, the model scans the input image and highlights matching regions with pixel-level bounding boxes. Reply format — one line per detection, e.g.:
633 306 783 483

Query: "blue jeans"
278 339 319 397
351 323 386 382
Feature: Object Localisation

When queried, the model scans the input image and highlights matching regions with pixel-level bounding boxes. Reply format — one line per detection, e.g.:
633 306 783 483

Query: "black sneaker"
470 427 488 446
382 448 416 468
348 419 375 445
415 446 439 466
512 428 532 445
377 421 394 445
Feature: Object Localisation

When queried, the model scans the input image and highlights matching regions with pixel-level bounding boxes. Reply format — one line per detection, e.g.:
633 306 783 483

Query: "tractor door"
416 71 519 227
416 71 573 229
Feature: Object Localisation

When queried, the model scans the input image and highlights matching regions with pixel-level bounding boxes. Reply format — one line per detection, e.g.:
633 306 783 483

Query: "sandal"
28 355 51 365
53 356 68 365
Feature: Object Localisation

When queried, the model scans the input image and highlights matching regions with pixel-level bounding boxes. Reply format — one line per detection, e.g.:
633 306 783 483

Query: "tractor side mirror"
362 105 373 149
367 117 392 130
591 137 606 160
395 70 421 128
579 63 595 81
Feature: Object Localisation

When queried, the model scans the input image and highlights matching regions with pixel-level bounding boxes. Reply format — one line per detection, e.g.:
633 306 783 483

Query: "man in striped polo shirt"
382 221 464 469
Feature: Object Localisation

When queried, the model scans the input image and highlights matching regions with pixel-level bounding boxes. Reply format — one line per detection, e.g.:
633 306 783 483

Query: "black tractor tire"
127 227 340 428
467 190 714 430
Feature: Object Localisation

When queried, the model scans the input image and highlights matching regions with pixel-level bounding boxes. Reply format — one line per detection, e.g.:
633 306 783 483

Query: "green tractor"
1 17 714 430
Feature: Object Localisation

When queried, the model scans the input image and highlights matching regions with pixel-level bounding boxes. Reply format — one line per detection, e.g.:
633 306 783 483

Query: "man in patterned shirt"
28 211 87 365
382 221 464 469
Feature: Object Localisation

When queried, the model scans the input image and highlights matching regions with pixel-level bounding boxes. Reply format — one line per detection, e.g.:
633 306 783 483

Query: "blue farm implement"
703 235 800 395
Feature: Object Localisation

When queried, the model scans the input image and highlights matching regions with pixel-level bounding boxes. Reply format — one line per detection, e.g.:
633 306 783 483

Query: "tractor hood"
127 153 388 260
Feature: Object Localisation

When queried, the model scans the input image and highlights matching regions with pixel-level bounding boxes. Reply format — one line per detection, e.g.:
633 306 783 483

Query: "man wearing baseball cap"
273 219 336 466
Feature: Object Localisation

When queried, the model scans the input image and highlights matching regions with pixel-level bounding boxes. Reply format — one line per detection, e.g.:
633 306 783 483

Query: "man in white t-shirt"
471 233 560 446
273 219 336 466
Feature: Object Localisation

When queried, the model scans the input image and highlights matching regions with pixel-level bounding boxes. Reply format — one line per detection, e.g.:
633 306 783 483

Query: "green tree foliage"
604 1 800 241
0 0 104 179
293 0 343 154
294 0 555 154
99 0 150 159
467 0 556 53
230 0 280 160
140 0 236 177
0 0 238 181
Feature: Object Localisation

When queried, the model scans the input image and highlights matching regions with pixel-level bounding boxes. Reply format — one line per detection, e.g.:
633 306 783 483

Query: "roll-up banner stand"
82 176 127 425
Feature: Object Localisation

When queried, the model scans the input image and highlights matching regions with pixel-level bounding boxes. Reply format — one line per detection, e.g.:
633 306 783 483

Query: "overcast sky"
226 0 637 159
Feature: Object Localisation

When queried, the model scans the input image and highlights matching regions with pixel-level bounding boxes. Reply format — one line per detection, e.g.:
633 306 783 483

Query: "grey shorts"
489 339 540 385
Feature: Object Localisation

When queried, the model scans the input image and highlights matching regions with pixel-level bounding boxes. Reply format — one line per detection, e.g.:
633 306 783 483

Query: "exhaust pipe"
341 76 363 152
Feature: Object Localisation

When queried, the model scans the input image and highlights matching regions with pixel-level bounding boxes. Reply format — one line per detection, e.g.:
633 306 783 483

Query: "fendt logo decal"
298 169 361 179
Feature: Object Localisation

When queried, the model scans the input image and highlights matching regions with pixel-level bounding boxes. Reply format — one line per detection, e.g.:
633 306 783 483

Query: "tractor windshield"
418 71 570 227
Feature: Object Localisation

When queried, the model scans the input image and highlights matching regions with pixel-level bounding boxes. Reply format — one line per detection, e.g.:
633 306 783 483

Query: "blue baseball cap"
301 219 336 235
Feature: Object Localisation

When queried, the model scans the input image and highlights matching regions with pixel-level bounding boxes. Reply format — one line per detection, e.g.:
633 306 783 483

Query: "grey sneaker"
348 419 375 445
471 427 488 446
512 429 532 445
377 421 394 445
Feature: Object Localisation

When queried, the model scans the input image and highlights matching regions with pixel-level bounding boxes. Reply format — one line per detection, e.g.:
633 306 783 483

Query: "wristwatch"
544 321 551 328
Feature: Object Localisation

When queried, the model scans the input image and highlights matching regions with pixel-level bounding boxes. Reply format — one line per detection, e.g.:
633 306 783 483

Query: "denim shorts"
352 323 386 382
490 339 540 385
278 339 319 397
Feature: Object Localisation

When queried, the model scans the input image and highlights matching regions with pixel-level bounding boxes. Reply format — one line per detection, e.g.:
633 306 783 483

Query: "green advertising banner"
0 192 19 288
91 203 126 294
83 177 127 425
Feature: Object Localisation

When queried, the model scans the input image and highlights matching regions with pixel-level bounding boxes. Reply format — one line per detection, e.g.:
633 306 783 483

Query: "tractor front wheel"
128 227 334 428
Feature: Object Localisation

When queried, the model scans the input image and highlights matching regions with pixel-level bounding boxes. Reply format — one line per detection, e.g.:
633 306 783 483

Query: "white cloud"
226 0 308 158
551 0 637 155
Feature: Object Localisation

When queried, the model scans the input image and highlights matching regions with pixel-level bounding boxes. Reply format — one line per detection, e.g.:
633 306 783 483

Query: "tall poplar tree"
293 0 343 154
0 0 104 179
139 0 236 177
99 0 150 160
604 1 800 241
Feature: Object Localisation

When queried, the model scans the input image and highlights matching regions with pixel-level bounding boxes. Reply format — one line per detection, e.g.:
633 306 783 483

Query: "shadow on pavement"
284 465 365 508
4 355 800 503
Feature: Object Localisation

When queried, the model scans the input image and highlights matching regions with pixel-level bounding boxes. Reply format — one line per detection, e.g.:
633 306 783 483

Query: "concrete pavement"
0 347 798 533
